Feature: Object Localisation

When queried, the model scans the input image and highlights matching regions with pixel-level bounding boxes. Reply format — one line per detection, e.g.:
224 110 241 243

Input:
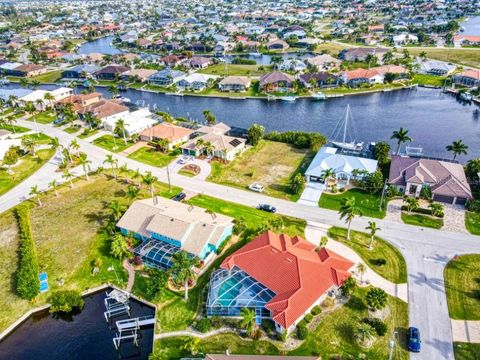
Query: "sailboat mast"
342 105 349 144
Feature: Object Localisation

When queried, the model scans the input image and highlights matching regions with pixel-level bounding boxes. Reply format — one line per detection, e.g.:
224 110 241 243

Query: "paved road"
2 119 480 359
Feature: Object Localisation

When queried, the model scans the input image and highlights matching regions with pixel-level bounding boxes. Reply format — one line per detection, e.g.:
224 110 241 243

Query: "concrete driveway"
169 156 212 181
297 182 324 206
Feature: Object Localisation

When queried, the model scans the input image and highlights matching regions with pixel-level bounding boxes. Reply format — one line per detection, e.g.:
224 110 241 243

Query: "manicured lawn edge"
401 211 443 229
465 212 480 236
319 188 386 219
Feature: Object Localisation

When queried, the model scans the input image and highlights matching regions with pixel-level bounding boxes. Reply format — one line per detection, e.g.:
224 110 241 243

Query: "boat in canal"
330 104 364 151
280 96 297 102
312 92 326 100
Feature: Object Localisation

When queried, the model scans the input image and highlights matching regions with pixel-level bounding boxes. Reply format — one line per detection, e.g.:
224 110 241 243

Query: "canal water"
0 289 155 360
460 16 480 36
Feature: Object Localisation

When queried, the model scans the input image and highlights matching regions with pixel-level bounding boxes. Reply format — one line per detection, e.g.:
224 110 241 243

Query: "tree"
203 109 216 125
465 158 480 180
114 119 128 145
360 171 384 195
78 153 91 180
373 141 391 165
247 124 265 146
4 115 17 133
355 322 376 346
109 200 125 221
403 196 419 213
2 146 18 172
290 173 305 194
21 136 38 156
321 168 336 191
183 337 200 356
110 233 130 259
338 197 362 240
142 171 157 199
357 262 367 283
103 154 118 178
29 185 42 206
126 185 140 200
320 235 328 248
390 127 412 155
365 221 381 249
69 139 80 156
49 290 84 314
49 180 59 197
108 84 119 98
429 202 444 217
340 276 357 296
366 287 388 310
49 137 60 151
382 51 394 63
446 140 468 161
146 269 168 301
239 307 257 338
62 170 75 189
153 138 170 153
170 251 199 302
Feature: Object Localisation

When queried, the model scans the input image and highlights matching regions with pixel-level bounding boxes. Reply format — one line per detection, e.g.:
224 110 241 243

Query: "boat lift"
113 316 155 350
104 289 131 322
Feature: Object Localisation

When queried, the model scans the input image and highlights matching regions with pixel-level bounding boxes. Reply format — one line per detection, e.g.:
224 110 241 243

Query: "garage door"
433 194 454 204
455 197 468 205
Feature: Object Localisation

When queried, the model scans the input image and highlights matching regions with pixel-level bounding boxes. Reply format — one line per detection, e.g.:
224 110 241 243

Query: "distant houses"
259 71 295 93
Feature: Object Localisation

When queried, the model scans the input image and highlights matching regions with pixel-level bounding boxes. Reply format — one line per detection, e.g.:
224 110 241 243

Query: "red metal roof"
221 231 354 329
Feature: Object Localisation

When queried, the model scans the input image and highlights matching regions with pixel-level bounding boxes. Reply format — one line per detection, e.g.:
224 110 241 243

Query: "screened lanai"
206 266 276 318
134 239 182 270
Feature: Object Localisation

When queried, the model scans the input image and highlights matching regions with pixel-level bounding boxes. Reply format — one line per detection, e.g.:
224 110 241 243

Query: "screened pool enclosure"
206 266 275 318
134 239 182 270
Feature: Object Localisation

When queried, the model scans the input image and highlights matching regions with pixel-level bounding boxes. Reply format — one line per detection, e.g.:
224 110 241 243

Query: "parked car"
178 156 191 164
172 192 186 202
248 183 264 193
408 327 421 352
258 204 276 213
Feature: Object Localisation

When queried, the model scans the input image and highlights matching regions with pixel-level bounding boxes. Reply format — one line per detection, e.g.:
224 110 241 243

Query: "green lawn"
411 74 447 87
152 287 408 360
178 168 197 177
444 255 480 320
208 141 313 201
0 148 55 196
401 212 443 229
328 227 407 284
454 342 480 360
78 129 99 139
407 48 480 69
92 135 135 152
0 123 30 133
127 146 177 168
319 188 386 219
187 194 306 236
199 64 273 77
63 126 80 134
31 70 63 84
28 111 56 124
465 212 480 236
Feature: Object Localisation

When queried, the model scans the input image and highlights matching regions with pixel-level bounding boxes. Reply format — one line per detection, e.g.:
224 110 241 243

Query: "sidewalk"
451 320 480 343
305 221 408 303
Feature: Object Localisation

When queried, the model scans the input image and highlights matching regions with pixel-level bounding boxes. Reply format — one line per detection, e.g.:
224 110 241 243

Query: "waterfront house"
392 33 418 46
122 69 158 83
181 122 246 161
94 65 130 81
13 64 48 77
177 73 212 91
453 35 480 48
160 55 186 67
452 69 480 88
139 123 193 149
388 155 473 205
77 99 129 124
299 72 340 88
296 38 320 50
61 64 101 79
187 56 212 69
417 59 456 76
259 71 295 92
341 68 383 87
148 69 186 87
338 47 388 62
305 147 378 188
218 76 251 92
206 231 354 334
306 54 341 70
279 59 307 72
206 356 319 360
266 39 289 51
57 92 103 112
117 197 234 269
102 108 157 136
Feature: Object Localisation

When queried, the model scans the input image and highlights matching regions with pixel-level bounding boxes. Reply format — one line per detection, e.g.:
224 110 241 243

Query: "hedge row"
400 205 444 218
15 206 40 300
264 131 327 150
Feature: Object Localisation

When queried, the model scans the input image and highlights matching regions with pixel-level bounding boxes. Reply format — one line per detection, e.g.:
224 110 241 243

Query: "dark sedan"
408 327 421 352
258 204 277 213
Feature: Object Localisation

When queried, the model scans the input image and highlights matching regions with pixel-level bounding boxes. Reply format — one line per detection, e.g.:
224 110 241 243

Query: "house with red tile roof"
206 231 354 333
341 68 384 87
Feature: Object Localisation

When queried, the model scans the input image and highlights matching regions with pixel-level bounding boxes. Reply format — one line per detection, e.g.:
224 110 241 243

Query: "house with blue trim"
116 198 234 269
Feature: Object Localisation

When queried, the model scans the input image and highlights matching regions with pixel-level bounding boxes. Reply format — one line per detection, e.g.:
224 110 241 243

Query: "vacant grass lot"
401 212 443 229
454 342 480 360
208 141 313 201
31 70 63 83
92 135 134 152
328 227 407 284
465 212 480 236
28 111 56 124
152 287 408 360
411 74 447 87
199 64 273 77
319 188 386 219
0 148 55 196
444 255 480 320
0 174 179 333
127 146 177 167
408 48 480 69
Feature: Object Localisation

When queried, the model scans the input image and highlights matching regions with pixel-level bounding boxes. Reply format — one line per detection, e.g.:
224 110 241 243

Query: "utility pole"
379 180 388 211
388 330 398 360
166 164 171 192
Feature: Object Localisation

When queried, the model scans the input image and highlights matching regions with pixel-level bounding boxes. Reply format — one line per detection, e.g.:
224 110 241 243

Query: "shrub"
467 199 480 213
264 131 327 150
15 206 40 300
366 287 388 310
297 324 309 340
400 205 443 218
311 305 321 316
304 314 313 323
49 290 84 314
340 276 357 296
370 258 387 266
194 317 212 333
297 319 307 328
363 318 388 336
146 269 168 301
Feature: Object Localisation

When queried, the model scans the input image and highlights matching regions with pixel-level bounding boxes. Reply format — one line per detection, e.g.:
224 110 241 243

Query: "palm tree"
49 180 59 197
182 337 200 356
366 287 388 310
69 139 80 156
49 137 60 151
108 200 125 221
4 115 17 133
108 84 119 98
43 92 55 108
131 168 141 186
365 221 381 249
195 138 206 155
154 138 170 153
390 127 412 155
103 154 118 178
356 262 367 284
110 233 130 259
114 119 128 145
202 110 216 125
35 98 44 111
354 323 376 346
170 251 199 302
239 307 257 338
429 202 444 217
62 170 75 189
403 196 419 213
142 171 157 199
446 140 468 161
126 185 140 200
321 168 336 191
78 153 91 180
29 185 42 206
21 136 38 156
338 197 362 240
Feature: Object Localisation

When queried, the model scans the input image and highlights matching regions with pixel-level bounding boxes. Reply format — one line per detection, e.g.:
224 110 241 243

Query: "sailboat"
330 104 364 151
